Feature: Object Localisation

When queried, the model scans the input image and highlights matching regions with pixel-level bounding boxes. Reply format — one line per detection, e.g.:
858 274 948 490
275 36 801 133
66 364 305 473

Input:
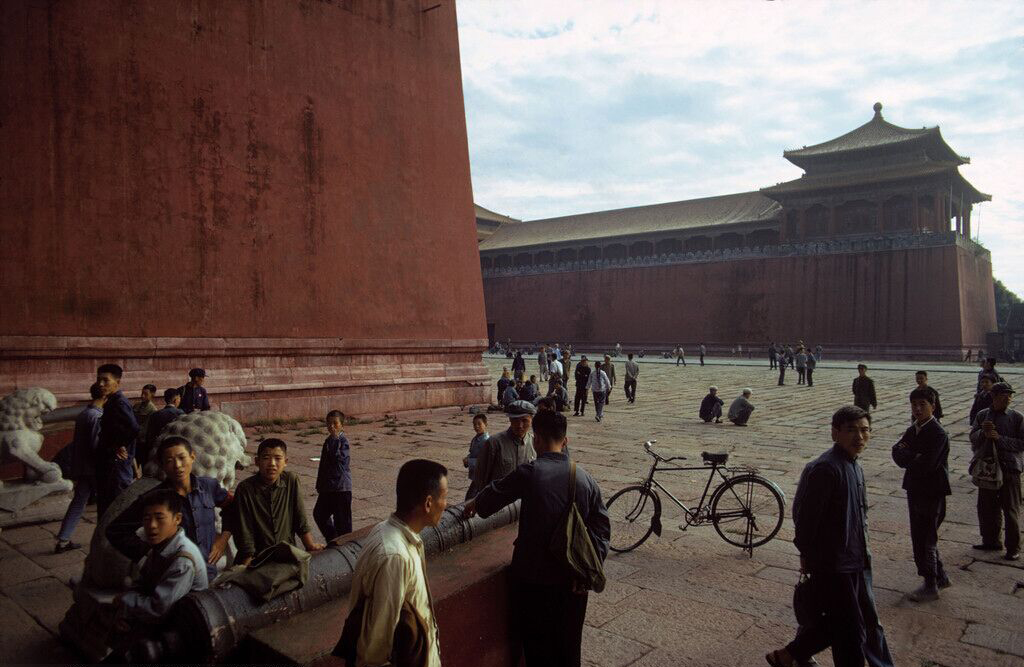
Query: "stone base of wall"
0 336 491 422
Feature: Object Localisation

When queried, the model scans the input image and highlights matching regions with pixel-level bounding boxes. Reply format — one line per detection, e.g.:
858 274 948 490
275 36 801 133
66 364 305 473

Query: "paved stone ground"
2 357 1023 666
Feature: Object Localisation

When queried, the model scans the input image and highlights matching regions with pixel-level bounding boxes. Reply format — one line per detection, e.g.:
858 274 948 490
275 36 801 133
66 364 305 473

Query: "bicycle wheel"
710 475 784 549
606 485 659 553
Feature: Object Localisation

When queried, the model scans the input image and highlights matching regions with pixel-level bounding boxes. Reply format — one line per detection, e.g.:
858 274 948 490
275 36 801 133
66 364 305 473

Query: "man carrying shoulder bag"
969 382 1024 561
464 410 610 667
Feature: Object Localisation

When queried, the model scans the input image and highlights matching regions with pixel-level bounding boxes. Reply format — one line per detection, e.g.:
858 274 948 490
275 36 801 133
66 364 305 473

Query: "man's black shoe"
1005 551 1021 561
973 543 1004 551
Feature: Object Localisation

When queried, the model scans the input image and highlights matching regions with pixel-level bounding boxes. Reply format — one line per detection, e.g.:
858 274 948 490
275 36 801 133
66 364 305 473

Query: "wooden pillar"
797 207 806 240
963 204 972 239
828 204 838 236
933 192 942 233
911 193 921 233
877 199 885 234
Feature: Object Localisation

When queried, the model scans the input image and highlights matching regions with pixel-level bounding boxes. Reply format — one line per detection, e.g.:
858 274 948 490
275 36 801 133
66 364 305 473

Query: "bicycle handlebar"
643 440 686 462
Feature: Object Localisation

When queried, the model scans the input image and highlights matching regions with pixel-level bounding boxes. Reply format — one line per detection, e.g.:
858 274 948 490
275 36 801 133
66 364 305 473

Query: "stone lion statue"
0 388 61 486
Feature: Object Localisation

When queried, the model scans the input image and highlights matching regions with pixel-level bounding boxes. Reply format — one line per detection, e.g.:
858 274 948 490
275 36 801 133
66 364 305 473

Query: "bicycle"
606 440 786 555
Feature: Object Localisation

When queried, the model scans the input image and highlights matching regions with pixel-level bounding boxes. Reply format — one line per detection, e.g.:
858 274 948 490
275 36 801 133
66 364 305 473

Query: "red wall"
483 244 996 354
0 0 485 342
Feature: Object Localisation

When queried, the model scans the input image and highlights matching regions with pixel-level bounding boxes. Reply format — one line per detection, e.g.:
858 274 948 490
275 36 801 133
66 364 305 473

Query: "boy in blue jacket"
314 410 352 542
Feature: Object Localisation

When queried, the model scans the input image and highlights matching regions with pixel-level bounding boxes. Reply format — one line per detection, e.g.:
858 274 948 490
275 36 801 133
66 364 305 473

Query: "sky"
456 1 1024 293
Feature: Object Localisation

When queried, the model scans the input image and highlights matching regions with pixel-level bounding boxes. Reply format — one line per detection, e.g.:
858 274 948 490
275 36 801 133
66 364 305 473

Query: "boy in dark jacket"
313 410 353 542
55 382 106 552
699 386 724 423
96 364 140 519
179 368 211 413
892 388 951 601
913 371 943 420
969 375 995 425
852 365 877 412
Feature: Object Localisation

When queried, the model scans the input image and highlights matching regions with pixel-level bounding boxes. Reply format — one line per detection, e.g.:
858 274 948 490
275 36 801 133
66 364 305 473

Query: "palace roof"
783 103 968 169
477 191 781 252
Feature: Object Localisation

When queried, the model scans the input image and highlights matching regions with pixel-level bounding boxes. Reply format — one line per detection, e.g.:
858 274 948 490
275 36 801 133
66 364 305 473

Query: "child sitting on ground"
313 410 353 543
234 438 324 564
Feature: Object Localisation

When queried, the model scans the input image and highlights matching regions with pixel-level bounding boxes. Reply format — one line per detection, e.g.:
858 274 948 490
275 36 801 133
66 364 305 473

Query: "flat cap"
990 381 1015 394
505 400 537 417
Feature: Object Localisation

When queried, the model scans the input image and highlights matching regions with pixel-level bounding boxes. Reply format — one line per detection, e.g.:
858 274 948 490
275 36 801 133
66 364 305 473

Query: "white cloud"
458 0 1024 292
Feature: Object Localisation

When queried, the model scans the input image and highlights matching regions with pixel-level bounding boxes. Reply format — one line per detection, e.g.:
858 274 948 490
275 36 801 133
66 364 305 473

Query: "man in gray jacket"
468 400 537 498
969 382 1024 560
728 389 755 426
465 410 609 667
624 353 640 404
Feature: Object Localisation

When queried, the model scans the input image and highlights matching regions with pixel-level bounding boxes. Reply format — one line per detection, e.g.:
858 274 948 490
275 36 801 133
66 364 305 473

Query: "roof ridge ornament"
873 102 883 119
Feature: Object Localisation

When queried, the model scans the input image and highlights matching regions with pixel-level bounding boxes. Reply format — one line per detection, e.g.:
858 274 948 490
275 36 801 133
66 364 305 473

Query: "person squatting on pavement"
766 405 894 667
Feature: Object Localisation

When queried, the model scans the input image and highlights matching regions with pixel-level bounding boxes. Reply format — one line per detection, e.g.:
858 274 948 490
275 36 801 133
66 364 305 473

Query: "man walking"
769 342 777 369
766 406 893 667
336 459 446 667
675 345 686 367
538 347 549 382
588 361 611 422
624 353 640 404
464 411 610 667
699 343 707 367
969 382 1023 560
852 365 877 412
892 388 951 601
602 354 616 404
573 356 591 417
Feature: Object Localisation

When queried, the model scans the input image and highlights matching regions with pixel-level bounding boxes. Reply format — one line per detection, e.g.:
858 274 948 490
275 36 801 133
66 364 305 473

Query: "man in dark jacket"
969 374 995 425
767 405 893 667
969 382 1024 560
892 388 951 601
464 410 610 667
852 365 877 412
512 350 526 382
179 368 211 413
699 386 724 423
573 356 592 416
55 382 106 552
95 364 140 519
140 388 184 468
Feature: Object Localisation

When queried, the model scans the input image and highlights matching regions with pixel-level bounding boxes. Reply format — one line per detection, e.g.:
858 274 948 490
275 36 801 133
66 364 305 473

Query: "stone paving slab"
2 358 1023 665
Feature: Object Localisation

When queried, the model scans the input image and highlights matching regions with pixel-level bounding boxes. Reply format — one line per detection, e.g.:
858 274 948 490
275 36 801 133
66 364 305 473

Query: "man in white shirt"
548 356 564 395
344 459 448 667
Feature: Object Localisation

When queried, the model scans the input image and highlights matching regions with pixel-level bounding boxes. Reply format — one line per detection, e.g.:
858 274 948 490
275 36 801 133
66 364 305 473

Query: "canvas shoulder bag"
970 437 1003 491
549 460 606 593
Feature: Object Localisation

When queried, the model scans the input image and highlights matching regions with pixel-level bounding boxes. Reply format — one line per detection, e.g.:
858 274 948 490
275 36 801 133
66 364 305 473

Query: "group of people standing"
771 342 821 387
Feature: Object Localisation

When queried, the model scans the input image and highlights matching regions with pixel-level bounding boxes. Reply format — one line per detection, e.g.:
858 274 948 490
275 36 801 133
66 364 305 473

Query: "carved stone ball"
149 411 251 489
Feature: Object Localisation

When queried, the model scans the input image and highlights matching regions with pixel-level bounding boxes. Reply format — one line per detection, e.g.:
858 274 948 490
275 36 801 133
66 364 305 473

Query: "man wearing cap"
969 381 1024 560
179 368 211 413
467 400 537 498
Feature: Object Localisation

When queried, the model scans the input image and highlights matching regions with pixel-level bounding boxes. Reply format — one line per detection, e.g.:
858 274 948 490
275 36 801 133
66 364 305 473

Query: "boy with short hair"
234 438 324 564
96 363 141 518
699 386 724 423
970 375 995 425
114 488 208 625
133 384 158 467
463 413 490 499
913 371 943 421
892 388 951 601
520 375 540 403
107 436 234 580
313 410 353 543
179 368 211 413
55 382 106 553
142 388 184 466
852 365 877 412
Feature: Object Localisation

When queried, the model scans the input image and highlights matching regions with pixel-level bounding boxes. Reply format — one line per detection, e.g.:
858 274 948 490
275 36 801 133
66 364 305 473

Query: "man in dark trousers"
95 364 140 519
512 349 526 382
892 388 951 601
179 368 211 413
464 410 610 667
573 356 591 416
777 351 787 386
769 342 777 369
913 371 943 421
766 406 893 667
969 382 1024 560
852 365 877 412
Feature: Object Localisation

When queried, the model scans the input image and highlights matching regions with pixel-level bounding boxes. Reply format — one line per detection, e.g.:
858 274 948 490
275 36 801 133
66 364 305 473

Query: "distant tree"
994 279 1021 330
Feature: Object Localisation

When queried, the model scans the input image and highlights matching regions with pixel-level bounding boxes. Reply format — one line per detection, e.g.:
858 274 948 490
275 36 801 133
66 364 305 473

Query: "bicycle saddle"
702 451 728 465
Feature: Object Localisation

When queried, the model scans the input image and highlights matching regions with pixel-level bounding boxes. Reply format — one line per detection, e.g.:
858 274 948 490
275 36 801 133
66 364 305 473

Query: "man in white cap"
728 389 755 426
467 400 537 498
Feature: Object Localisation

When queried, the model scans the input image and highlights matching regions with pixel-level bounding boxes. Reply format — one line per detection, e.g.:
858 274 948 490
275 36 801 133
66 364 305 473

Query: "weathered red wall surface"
0 1 489 416
483 244 996 356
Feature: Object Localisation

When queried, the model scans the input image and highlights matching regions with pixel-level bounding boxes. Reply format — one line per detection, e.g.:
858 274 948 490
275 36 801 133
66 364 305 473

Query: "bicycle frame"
638 454 732 526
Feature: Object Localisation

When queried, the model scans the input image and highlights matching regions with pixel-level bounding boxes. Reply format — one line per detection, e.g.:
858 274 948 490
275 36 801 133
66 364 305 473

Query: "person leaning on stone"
969 382 1024 560
766 406 894 667
602 354 616 404
728 389 755 426
337 460 446 667
699 386 724 424
55 382 106 553
463 410 610 667
132 384 158 467
892 388 952 601
233 438 325 565
467 400 537 498
852 364 877 412
107 436 235 581
624 353 640 404
179 368 211 413
573 356 592 416
95 363 141 519
142 388 184 467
